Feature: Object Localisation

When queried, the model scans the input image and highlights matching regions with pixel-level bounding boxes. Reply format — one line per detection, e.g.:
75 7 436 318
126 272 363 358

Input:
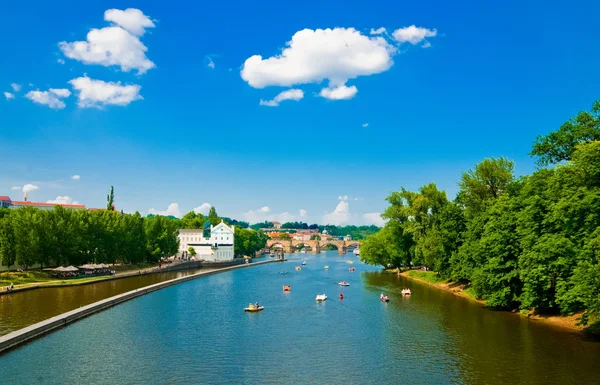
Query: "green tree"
531 100 600 166
106 186 115 211
0 217 17 270
188 246 197 257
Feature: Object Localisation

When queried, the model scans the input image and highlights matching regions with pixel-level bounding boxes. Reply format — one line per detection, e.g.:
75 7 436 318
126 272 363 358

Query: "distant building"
0 194 87 211
179 221 235 262
272 221 282 229
343 235 352 241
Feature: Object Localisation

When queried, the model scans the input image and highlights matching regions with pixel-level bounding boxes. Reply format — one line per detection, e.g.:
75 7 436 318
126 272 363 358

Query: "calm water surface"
0 268 208 335
1 251 599 385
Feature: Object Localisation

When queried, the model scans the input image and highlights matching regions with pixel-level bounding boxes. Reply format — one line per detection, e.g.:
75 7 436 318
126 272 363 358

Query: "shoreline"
0 259 246 296
397 270 587 334
0 259 284 355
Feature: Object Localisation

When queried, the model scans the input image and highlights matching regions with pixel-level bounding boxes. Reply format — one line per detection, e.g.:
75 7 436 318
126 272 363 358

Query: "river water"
1 251 599 384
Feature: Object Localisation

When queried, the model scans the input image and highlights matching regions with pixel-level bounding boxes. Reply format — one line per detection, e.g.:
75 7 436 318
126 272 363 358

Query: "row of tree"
361 101 600 325
0 207 179 268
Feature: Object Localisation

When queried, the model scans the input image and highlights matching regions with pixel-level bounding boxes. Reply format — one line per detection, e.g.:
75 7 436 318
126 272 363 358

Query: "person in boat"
255 302 259 308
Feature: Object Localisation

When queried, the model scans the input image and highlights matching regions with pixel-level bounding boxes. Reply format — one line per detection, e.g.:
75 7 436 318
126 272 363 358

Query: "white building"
178 221 235 262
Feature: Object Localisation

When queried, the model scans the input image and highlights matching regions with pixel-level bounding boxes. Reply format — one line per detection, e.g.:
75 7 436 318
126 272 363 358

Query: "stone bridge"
265 239 361 254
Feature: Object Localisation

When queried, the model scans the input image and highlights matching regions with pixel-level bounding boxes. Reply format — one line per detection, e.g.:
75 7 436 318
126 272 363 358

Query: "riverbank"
0 258 283 355
398 270 588 334
0 260 246 295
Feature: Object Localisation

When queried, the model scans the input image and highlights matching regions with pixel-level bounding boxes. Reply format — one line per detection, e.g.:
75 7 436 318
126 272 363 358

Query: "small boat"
349 267 355 272
401 289 412 295
300 250 306 254
346 260 354 264
295 266 301 271
353 247 360 256
380 295 390 302
244 305 265 312
302 260 306 265
324 266 329 270
279 270 287 275
316 294 328 302
283 285 291 292
338 281 350 286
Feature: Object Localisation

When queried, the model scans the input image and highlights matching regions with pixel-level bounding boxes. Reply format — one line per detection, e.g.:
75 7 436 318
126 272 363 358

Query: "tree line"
361 100 600 326
0 207 179 269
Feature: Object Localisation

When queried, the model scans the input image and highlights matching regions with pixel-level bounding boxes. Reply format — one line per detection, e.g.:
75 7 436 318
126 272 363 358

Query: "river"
1 251 599 384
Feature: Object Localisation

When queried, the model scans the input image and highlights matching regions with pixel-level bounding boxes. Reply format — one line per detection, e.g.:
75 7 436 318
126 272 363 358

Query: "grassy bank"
399 269 594 334
0 263 159 289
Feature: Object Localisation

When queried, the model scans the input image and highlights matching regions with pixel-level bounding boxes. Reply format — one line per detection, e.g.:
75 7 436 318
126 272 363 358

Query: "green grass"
0 271 54 286
462 286 476 299
406 270 450 284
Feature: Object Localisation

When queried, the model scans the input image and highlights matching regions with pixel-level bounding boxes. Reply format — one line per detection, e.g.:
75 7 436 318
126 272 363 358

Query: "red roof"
11 201 87 209
0 196 11 201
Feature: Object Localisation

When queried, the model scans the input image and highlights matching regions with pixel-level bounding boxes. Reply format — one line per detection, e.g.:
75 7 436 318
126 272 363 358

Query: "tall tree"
531 100 600 166
106 186 115 211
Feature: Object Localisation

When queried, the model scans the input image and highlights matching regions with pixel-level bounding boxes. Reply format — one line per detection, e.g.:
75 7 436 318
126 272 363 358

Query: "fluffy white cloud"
11 186 21 191
4 92 14 100
193 203 212 215
11 83 21 92
22 184 39 193
319 84 357 100
25 88 71 109
362 123 369 128
69 76 142 108
47 196 79 205
323 200 351 225
259 89 304 107
364 212 386 227
104 8 155 36
299 209 307 217
370 27 386 35
71 175 81 180
207 57 215 69
422 41 432 49
392 25 437 45
59 8 155 74
242 207 297 224
57 58 65 64
338 195 349 201
148 203 182 218
241 27 395 97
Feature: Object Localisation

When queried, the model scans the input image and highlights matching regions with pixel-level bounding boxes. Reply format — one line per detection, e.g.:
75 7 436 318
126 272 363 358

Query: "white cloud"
370 27 386 35
323 200 351 225
207 56 215 69
11 83 21 92
47 196 79 205
422 41 432 49
25 88 71 109
22 184 39 193
4 92 14 100
193 203 212 215
362 123 369 127
319 84 357 100
57 58 65 64
259 89 304 107
364 212 386 227
241 27 395 98
69 76 142 108
71 175 81 180
59 8 155 74
392 25 437 45
338 195 349 201
149 203 182 218
104 8 155 36
11 186 21 191
243 207 296 224
260 206 270 212
299 209 307 217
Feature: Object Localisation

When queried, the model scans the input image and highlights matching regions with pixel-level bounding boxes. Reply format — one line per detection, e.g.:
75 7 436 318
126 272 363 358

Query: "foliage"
0 207 180 269
310 234 321 240
234 228 267 257
249 221 273 230
106 186 115 211
361 100 600 325
188 246 196 257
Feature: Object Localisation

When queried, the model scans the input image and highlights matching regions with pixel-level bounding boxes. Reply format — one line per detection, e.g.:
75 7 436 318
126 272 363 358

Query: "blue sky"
1 0 599 226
